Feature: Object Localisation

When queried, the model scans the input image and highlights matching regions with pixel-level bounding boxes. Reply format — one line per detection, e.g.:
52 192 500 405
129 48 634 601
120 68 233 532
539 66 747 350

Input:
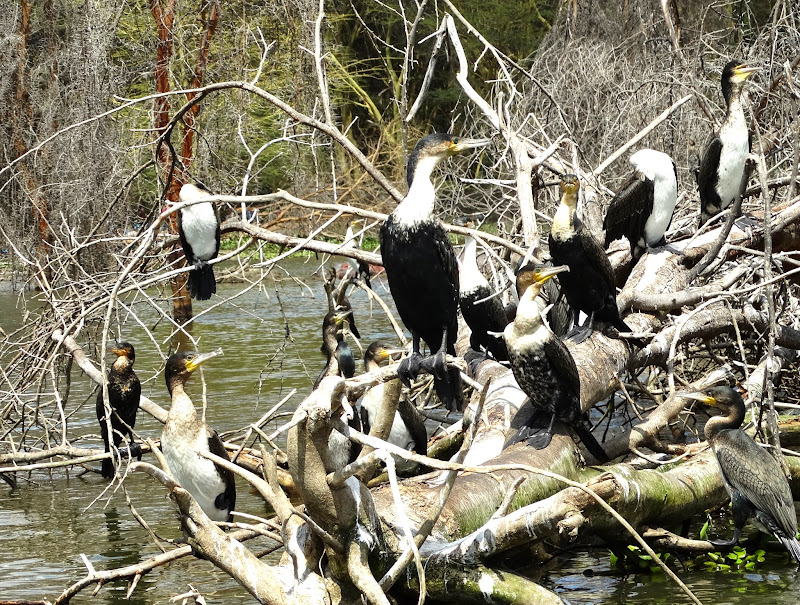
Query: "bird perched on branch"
161 349 236 523
178 183 221 301
342 218 372 289
380 133 489 410
459 234 509 361
96 342 141 479
503 267 609 463
698 61 758 226
548 174 634 344
683 386 800 563
315 309 356 389
603 149 678 260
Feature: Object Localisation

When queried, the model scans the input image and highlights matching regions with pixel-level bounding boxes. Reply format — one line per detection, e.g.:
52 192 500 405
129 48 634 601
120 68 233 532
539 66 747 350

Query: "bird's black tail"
101 457 115 479
781 536 800 565
573 422 610 463
188 261 216 300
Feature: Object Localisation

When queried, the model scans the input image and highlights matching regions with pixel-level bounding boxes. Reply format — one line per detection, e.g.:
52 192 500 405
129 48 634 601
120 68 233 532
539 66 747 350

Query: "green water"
1 259 800 603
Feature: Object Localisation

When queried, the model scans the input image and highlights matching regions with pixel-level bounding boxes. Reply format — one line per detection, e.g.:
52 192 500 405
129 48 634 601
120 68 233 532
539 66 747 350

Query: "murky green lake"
1 258 800 603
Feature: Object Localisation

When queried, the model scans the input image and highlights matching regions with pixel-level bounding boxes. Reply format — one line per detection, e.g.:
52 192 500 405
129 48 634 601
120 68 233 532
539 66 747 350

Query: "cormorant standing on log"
96 343 141 479
161 349 236 523
380 133 489 410
459 234 508 361
315 310 356 388
683 386 800 563
698 61 758 225
603 149 678 259
178 183 221 301
359 342 427 473
503 268 609 463
549 174 633 344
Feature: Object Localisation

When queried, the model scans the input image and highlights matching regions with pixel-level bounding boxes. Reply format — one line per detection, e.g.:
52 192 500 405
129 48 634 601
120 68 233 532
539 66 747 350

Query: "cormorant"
698 61 758 225
515 260 572 338
503 267 609 463
683 386 800 562
161 349 236 523
315 309 356 389
459 234 509 361
178 183 221 301
96 343 141 479
343 218 372 289
603 149 678 259
359 342 427 473
549 174 633 344
380 133 489 410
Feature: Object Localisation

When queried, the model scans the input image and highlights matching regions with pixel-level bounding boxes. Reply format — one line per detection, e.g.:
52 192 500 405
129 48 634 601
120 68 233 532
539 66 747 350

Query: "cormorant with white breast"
514 260 572 337
359 341 427 474
503 267 609 463
178 183 221 301
549 174 634 344
603 149 678 260
682 386 800 563
698 61 758 225
96 343 141 479
459 234 509 361
380 133 489 410
161 349 236 523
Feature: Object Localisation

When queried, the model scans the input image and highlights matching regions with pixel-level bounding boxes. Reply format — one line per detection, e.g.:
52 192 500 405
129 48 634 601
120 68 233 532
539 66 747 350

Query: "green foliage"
691 547 766 572
609 545 671 574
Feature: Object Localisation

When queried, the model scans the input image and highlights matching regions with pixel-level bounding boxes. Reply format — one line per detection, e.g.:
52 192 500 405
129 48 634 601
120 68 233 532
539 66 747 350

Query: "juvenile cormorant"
359 342 427 473
161 349 236 523
549 174 633 344
603 149 678 259
698 61 758 225
683 386 800 562
515 260 572 338
96 343 141 479
504 267 609 463
459 234 509 361
178 183 221 301
380 133 489 410
315 309 356 388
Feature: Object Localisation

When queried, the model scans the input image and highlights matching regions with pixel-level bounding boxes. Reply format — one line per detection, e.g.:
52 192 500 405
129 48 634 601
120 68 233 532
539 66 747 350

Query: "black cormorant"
459 234 509 361
161 349 236 523
96 343 141 479
343 219 372 289
359 342 427 473
380 133 489 410
503 267 609 463
683 386 800 562
603 149 678 259
698 61 758 225
178 183 221 301
315 309 356 389
549 174 633 344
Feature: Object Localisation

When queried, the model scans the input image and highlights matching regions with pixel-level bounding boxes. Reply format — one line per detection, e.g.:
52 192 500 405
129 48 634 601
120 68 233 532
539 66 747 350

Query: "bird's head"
364 341 404 369
559 174 580 207
164 348 223 393
721 61 758 103
516 262 569 299
110 342 136 371
407 133 490 187
681 385 744 412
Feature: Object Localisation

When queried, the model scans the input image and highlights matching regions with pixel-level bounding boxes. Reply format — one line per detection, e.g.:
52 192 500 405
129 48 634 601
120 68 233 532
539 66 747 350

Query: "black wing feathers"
603 176 654 247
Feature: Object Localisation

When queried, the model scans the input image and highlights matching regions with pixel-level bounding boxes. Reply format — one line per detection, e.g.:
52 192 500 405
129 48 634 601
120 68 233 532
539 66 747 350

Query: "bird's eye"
453 138 459 144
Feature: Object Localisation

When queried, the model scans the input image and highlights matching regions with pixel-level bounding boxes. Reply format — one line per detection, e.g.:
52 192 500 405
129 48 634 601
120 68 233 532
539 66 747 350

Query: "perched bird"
343 218 372 289
698 61 758 225
359 342 427 473
503 267 609 463
603 149 678 259
514 260 571 338
161 349 236 523
683 386 800 562
178 183 221 301
459 234 508 361
96 343 141 479
380 133 489 410
315 309 356 389
549 174 633 344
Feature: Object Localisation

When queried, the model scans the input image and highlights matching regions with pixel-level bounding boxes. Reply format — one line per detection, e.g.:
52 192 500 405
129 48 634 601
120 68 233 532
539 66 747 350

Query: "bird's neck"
364 358 380 373
460 236 487 293
704 406 745 442
724 88 745 124
394 155 440 227
551 198 577 239
112 356 132 374
323 328 340 358
168 382 197 418
506 288 548 340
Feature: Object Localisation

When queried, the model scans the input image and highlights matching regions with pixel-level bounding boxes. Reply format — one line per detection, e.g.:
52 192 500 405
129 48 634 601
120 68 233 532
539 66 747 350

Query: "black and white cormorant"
603 149 678 259
698 61 758 226
359 342 427 473
161 349 236 523
503 269 609 463
96 343 141 479
380 133 489 410
315 310 356 389
178 183 221 301
683 386 800 562
514 261 572 338
459 234 508 361
549 174 633 344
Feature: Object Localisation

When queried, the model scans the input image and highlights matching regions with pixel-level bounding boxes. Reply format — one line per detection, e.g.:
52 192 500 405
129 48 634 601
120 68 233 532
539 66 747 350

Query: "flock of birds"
93 59 800 564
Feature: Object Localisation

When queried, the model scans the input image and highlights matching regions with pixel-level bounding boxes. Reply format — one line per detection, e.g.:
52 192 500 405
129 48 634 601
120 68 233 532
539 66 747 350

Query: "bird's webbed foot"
565 324 593 344
397 352 424 387
709 528 741 549
128 441 142 461
420 347 448 382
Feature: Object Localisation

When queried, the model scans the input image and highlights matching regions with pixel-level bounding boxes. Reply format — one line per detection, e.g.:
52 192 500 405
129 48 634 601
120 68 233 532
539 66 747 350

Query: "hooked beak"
735 64 758 78
535 264 569 283
380 347 406 361
334 309 353 325
450 138 491 154
680 391 717 406
186 348 224 373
